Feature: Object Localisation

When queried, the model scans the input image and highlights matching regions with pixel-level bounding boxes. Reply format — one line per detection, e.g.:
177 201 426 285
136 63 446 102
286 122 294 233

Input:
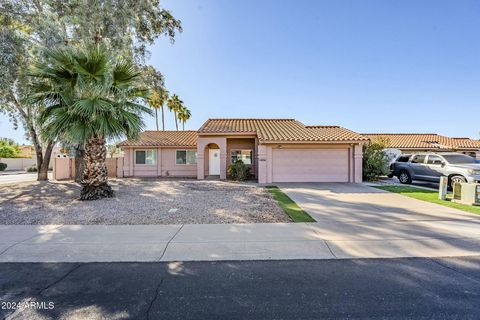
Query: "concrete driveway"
279 183 480 258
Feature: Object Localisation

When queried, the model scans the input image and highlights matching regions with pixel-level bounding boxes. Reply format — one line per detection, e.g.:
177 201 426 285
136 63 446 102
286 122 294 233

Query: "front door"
209 149 220 175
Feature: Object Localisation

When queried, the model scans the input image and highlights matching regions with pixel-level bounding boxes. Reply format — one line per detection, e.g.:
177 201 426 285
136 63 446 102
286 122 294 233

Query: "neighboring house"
119 118 367 183
364 134 480 159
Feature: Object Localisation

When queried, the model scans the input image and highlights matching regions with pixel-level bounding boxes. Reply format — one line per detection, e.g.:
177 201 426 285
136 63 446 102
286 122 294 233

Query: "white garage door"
272 149 349 182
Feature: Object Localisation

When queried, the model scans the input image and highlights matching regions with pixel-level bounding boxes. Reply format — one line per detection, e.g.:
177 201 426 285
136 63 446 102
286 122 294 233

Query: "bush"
0 138 20 158
363 141 389 181
0 163 7 171
26 165 38 172
228 160 251 181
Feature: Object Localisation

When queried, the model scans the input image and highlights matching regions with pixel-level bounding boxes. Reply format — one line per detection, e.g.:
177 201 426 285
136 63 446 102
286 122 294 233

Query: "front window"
231 150 252 165
135 150 157 165
443 154 477 164
176 150 197 165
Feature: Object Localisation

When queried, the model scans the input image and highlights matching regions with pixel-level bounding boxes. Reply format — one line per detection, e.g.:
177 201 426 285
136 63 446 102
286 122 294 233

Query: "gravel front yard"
0 179 290 224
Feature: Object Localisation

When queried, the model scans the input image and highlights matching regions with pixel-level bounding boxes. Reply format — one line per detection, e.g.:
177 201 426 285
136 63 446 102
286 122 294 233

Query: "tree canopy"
0 138 21 158
0 0 181 180
31 45 152 143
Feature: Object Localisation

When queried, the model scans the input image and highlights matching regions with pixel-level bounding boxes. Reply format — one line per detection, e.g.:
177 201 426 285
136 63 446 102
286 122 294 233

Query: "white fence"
0 157 37 171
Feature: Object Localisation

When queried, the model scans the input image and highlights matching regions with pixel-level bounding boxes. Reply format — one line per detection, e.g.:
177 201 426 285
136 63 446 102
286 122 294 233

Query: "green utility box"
452 183 480 206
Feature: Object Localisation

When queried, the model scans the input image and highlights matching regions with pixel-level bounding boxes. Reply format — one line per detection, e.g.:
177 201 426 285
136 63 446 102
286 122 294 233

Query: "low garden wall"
0 157 37 171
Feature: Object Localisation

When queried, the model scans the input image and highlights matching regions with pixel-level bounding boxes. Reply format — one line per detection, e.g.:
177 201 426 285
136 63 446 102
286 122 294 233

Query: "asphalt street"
0 172 53 185
1 257 479 319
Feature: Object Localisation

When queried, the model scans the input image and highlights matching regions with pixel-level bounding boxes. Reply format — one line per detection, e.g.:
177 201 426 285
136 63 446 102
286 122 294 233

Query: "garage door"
272 149 349 182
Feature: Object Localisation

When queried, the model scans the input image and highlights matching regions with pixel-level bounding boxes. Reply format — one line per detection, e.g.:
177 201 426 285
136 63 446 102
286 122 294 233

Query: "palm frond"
32 45 149 143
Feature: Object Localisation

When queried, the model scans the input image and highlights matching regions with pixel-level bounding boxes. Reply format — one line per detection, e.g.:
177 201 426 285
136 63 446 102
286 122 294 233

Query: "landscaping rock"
0 179 289 225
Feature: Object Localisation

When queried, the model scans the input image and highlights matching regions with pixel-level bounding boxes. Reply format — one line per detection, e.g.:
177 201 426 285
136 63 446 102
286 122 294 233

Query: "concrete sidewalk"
0 223 479 262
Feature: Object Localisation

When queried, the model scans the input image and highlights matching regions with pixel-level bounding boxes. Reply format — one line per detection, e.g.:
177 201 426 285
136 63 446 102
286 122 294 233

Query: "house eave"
259 140 367 145
118 145 197 148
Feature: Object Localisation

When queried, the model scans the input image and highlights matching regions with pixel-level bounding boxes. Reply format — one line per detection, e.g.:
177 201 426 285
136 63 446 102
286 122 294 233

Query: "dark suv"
389 153 480 187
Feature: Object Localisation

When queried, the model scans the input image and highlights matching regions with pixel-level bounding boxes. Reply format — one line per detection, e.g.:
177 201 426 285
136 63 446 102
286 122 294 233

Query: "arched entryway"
205 143 220 177
196 137 227 179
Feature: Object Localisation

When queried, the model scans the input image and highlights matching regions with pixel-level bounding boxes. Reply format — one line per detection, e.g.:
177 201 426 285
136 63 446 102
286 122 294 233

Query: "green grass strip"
266 186 316 222
373 185 480 215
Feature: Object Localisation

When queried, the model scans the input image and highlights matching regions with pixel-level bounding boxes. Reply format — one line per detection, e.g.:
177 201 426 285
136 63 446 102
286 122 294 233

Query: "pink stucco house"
118 118 368 183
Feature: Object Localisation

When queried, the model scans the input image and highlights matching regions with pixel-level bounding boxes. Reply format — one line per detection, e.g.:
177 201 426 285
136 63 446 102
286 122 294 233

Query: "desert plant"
362 141 389 181
228 160 251 181
26 165 38 172
0 163 7 171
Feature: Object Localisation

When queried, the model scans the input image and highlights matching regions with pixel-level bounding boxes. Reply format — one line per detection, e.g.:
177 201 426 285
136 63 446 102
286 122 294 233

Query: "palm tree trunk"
174 112 178 130
161 106 165 131
182 121 185 131
155 109 159 131
80 135 113 200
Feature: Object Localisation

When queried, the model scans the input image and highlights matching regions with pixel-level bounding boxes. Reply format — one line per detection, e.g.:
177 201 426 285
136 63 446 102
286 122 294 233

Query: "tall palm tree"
149 87 169 131
177 106 191 131
143 66 169 131
167 94 183 130
30 45 151 200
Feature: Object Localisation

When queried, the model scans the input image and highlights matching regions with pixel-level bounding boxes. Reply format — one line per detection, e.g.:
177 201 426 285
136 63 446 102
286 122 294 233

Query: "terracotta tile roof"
199 119 367 143
450 137 480 149
364 134 480 150
118 131 197 147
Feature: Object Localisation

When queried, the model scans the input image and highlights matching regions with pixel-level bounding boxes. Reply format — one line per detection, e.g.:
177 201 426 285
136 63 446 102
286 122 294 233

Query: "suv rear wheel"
398 170 412 184
449 175 466 189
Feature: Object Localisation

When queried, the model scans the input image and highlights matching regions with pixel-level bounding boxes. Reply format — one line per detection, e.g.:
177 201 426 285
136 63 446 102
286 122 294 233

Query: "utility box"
452 183 480 206
438 176 448 200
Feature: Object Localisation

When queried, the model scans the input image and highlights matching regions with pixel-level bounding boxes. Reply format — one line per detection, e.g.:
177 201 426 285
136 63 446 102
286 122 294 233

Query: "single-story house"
364 134 480 159
118 118 368 183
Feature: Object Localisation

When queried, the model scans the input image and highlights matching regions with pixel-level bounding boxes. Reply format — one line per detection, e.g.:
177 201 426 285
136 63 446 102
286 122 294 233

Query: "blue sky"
2 0 479 144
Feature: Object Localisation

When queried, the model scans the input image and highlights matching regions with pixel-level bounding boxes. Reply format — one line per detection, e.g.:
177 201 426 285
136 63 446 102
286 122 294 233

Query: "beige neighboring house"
364 133 480 159
118 118 367 183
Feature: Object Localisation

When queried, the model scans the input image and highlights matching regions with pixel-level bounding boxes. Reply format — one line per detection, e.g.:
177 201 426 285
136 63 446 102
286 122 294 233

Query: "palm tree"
143 66 169 131
149 87 169 130
177 106 191 130
30 45 151 200
167 94 183 130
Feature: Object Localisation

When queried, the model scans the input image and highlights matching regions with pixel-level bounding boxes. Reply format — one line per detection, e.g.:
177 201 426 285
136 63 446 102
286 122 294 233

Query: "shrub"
228 160 251 181
26 165 38 172
0 163 7 171
362 141 389 181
